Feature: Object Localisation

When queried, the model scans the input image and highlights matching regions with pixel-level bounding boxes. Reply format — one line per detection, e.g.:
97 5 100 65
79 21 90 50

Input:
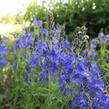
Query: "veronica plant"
0 18 109 109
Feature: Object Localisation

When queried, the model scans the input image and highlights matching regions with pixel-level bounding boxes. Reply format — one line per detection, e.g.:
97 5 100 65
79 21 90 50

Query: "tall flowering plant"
0 18 109 109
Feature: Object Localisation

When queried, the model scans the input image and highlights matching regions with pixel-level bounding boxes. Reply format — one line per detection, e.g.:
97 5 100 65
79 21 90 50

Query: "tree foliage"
25 0 109 38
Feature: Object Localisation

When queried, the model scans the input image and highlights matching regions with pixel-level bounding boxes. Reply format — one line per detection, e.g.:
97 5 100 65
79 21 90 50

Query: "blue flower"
0 58 7 67
59 51 67 62
39 73 43 81
2 36 10 42
25 72 31 84
90 39 98 48
92 99 101 109
53 24 62 38
90 63 100 75
29 53 40 67
70 54 77 63
59 72 74 96
37 41 47 53
62 39 71 50
52 41 60 54
33 18 42 28
80 95 88 108
41 59 58 77
15 32 34 49
48 50 59 62
71 93 81 108
105 36 109 43
88 78 104 97
98 31 105 41
59 73 68 86
83 49 89 57
14 40 20 49
38 72 49 85
72 73 83 86
40 28 48 36
91 50 97 60
0 45 8 56
103 96 109 109
76 59 88 74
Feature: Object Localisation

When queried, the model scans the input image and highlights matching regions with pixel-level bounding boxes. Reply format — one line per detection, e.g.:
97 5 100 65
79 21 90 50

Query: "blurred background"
0 0 109 38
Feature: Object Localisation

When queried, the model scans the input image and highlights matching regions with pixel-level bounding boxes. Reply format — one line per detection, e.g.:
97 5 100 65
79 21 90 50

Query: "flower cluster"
98 31 109 43
0 45 8 67
0 18 109 108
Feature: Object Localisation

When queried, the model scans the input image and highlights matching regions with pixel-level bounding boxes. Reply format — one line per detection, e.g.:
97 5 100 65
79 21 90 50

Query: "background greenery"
24 0 109 38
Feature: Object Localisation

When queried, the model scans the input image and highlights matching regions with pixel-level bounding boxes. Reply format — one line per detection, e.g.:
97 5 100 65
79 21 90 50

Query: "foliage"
24 0 47 23
0 13 24 24
69 0 109 37
25 0 109 38
96 33 109 90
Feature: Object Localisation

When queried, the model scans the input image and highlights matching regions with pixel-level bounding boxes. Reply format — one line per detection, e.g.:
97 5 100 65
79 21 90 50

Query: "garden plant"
0 16 109 109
